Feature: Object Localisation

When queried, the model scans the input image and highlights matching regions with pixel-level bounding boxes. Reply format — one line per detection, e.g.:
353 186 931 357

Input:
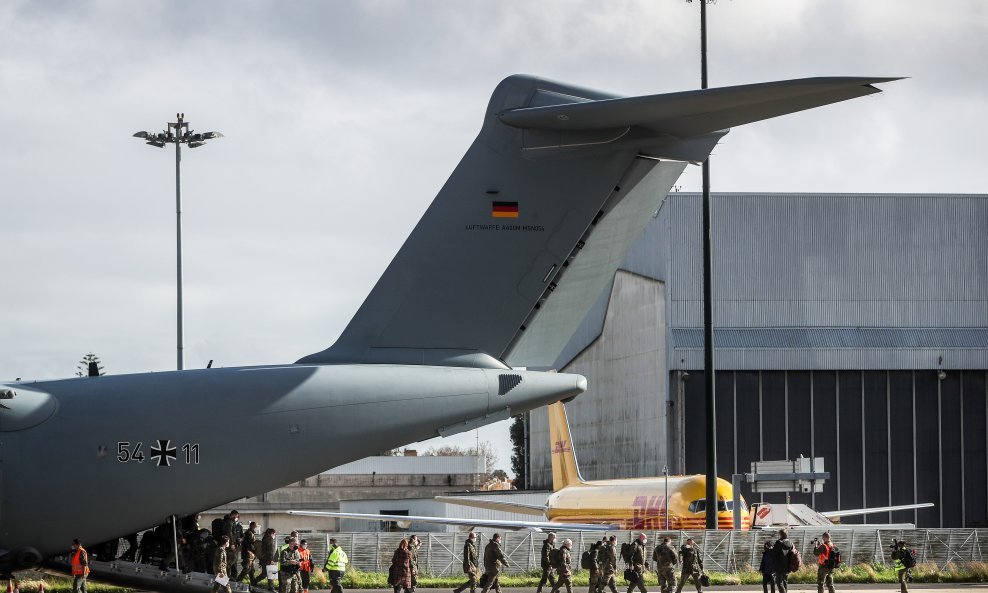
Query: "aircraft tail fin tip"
548 401 584 490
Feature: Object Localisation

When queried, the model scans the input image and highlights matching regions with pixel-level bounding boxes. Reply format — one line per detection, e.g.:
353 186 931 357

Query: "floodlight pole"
132 115 222 372
699 0 719 531
172 115 186 371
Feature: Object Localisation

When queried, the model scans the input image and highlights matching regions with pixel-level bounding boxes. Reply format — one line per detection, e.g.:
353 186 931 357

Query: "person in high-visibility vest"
811 532 836 593
323 538 349 593
298 539 313 593
70 539 90 593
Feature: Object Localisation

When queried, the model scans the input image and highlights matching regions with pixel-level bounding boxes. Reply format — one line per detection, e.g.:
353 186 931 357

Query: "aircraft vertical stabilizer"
548 402 585 490
296 75 898 368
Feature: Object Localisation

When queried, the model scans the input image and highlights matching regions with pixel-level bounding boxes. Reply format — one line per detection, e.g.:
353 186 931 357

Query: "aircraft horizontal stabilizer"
821 502 934 519
287 510 617 532
433 495 548 516
499 77 902 139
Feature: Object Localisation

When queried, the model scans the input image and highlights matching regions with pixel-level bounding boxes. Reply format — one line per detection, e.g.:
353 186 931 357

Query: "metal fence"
289 528 988 576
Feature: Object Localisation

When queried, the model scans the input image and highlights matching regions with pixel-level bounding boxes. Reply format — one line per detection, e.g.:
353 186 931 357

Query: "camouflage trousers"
280 571 302 593
597 572 619 593
550 573 572 593
537 566 558 592
674 569 701 593
453 571 477 593
816 566 834 593
656 567 677 593
237 552 257 582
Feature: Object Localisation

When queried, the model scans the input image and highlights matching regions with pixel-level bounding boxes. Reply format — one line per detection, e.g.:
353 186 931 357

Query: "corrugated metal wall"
532 271 668 486
679 369 988 528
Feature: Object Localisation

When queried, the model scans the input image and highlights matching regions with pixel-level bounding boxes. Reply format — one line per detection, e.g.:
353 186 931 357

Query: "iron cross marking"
150 439 178 467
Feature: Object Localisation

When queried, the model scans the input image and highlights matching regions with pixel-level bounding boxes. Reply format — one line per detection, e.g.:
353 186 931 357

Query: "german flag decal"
491 201 519 218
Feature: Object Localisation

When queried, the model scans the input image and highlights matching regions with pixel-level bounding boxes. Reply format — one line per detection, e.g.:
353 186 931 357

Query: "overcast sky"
1 0 985 475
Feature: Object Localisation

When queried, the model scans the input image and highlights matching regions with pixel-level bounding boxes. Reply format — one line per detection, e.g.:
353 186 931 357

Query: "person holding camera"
812 532 836 593
891 540 914 593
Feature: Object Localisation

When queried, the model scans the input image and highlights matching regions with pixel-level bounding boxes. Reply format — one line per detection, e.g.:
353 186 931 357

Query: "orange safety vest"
299 548 312 572
71 548 90 576
817 543 831 566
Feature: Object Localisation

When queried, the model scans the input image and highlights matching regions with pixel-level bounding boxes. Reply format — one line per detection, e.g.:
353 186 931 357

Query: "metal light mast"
133 115 223 371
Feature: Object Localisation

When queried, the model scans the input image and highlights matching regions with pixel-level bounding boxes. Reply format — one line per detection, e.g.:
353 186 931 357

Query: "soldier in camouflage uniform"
211 536 232 593
587 538 605 593
279 537 303 593
627 534 649 593
597 536 620 593
537 533 558 593
254 528 277 591
652 537 678 593
480 533 509 593
408 534 421 593
454 532 480 593
236 521 259 583
221 511 242 572
674 538 703 593
548 539 574 593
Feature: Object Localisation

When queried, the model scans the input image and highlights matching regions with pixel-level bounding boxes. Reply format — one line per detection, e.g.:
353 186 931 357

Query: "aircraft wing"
286 510 617 532
433 496 548 516
821 502 934 519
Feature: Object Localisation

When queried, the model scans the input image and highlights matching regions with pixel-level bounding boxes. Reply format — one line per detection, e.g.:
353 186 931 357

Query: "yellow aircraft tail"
548 402 586 491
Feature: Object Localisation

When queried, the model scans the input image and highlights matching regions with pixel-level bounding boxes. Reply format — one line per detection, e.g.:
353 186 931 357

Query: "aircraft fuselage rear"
0 364 584 564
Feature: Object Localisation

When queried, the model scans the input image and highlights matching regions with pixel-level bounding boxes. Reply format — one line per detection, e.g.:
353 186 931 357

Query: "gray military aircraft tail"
0 73 897 577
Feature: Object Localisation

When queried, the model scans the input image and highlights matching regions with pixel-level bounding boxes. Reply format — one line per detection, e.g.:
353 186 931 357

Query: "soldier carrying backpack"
891 540 916 593
771 529 795 593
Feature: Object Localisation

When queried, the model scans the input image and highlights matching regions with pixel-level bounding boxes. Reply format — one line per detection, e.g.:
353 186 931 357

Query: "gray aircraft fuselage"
0 364 584 564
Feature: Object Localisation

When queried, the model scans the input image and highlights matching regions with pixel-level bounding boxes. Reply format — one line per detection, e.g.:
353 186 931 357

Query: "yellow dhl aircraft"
291 402 749 531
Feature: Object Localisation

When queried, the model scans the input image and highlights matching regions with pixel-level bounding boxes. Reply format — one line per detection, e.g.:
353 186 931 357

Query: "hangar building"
527 192 988 528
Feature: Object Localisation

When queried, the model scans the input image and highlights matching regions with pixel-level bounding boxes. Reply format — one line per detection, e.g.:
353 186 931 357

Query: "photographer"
890 540 914 593
811 533 836 593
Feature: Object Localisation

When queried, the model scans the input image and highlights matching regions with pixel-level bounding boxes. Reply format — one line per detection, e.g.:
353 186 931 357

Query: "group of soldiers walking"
71 525 918 593
209 519 349 593
448 529 912 593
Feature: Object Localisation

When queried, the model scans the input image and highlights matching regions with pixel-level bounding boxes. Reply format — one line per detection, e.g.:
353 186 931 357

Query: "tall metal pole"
133 116 221 372
699 0 719 530
174 115 185 371
663 464 670 531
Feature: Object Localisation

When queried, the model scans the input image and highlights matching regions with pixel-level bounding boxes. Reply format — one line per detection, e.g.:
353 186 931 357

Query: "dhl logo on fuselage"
551 440 572 454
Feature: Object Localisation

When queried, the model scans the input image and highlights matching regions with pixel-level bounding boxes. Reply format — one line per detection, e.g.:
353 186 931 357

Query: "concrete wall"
531 271 667 488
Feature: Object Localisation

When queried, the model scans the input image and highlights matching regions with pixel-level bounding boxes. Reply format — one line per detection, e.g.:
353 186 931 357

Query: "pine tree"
509 414 527 489
75 353 105 377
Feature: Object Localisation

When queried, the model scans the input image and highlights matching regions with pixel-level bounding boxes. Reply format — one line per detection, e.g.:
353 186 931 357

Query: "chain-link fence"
292 528 987 575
